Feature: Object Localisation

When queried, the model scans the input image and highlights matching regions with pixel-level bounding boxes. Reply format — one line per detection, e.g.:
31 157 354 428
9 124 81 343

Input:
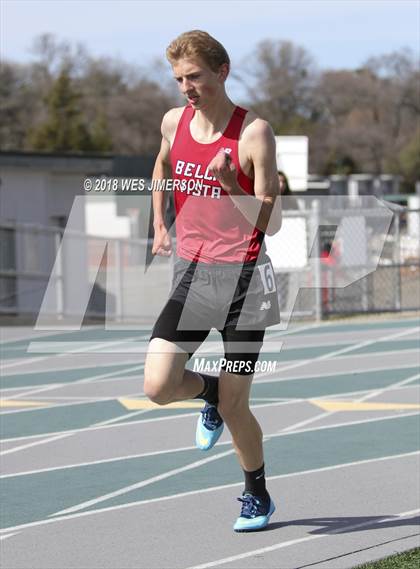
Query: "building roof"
0 151 155 177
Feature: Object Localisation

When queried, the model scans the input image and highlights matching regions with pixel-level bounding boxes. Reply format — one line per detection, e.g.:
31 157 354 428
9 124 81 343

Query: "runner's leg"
217 370 263 471
144 338 204 404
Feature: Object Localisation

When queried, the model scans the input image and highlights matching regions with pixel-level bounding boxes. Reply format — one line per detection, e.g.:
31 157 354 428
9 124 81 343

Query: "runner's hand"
152 225 172 257
208 149 238 193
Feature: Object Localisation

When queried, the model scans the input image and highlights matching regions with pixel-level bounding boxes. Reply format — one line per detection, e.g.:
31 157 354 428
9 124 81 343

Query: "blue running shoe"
233 492 276 532
195 403 224 450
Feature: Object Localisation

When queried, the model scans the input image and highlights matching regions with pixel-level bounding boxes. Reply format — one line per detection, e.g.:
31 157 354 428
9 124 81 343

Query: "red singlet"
170 105 264 264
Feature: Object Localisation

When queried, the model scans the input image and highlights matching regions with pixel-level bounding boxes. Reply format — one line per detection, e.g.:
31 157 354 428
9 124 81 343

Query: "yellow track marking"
118 398 203 410
0 399 51 408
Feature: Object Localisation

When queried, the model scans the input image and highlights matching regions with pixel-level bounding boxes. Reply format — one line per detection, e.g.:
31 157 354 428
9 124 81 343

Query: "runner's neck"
191 97 236 141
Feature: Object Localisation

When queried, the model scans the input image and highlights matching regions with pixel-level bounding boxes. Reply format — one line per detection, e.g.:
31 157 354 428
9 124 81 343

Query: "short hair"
278 170 292 195
166 30 230 73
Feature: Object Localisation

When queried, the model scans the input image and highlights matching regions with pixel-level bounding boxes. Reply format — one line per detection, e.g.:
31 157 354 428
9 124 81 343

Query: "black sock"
194 373 219 406
243 463 269 499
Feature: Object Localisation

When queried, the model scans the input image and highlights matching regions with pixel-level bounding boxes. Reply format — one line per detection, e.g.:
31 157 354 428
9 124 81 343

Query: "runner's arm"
247 120 282 236
210 120 282 236
151 112 175 256
152 115 173 229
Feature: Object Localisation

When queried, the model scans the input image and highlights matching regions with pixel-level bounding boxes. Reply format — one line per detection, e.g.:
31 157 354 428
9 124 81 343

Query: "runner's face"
172 58 226 109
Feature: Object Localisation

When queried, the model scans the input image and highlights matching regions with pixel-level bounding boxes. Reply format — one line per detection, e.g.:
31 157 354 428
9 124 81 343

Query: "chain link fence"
318 208 420 317
1 203 419 323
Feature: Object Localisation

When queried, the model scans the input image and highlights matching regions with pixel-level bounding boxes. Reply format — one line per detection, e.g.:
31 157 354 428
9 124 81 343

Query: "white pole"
114 239 123 322
54 231 64 319
311 200 322 321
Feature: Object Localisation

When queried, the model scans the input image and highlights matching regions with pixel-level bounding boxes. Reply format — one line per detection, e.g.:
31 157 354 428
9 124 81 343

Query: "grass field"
355 547 420 568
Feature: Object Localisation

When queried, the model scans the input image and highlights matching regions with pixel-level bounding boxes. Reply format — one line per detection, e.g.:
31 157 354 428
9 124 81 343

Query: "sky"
1 0 419 98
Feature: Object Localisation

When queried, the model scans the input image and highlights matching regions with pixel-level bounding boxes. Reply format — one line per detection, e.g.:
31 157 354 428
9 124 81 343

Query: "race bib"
257 262 276 295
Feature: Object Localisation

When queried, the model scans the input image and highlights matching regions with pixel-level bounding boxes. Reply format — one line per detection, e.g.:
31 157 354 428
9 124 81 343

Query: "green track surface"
0 330 149 359
2 366 418 438
350 340 420 355
0 362 143 389
293 319 420 335
2 413 419 529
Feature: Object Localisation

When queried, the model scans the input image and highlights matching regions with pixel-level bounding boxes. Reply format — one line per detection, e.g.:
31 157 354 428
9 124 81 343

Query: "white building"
0 152 153 319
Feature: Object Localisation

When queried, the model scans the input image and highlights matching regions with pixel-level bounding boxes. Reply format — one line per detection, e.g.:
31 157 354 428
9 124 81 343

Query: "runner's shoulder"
161 107 185 141
241 110 275 145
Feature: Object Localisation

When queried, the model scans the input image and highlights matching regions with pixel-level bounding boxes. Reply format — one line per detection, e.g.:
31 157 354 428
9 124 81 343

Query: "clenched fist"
208 149 238 193
152 225 172 257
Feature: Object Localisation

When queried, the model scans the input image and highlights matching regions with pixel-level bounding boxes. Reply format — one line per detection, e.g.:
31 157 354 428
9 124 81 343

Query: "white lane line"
254 358 419 383
0 329 72 346
174 329 417 362
0 390 143 415
2 316 410 349
0 432 77 457
3 395 133 402
0 332 150 371
2 328 417 398
281 370 420 433
3 408 419 479
265 317 420 338
0 450 418 535
0 327 147 347
0 410 197 445
2 351 417 397
46 392 420 519
266 321 328 336
0 366 144 395
1 359 142 381
1 390 419 453
1 342 420 434
0 443 199 478
0 362 145 403
0 384 54 393
184 508 420 569
2 332 418 446
93 408 151 427
319 383 419 399
0 405 148 456
195 321 326 354
49 447 237 517
268 326 420 376
1 351 417 413
16 382 418 406
0 532 21 541
264 332 416 351
0 384 63 403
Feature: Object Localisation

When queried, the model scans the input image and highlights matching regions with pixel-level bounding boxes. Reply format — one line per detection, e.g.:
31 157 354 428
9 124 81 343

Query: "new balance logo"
260 301 271 311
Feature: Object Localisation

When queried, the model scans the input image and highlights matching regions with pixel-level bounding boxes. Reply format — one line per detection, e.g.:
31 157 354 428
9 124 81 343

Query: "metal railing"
1 205 419 323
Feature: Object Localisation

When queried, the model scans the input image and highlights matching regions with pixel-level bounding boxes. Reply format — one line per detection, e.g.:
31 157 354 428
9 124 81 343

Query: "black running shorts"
150 254 280 375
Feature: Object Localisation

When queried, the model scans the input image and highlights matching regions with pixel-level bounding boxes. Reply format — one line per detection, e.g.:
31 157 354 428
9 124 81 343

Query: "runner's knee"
143 380 174 406
218 374 252 419
143 364 181 405
144 338 187 405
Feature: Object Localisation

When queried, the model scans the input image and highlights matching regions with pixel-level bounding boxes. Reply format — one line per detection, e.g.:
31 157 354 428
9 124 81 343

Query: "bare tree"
315 49 419 177
242 39 318 131
2 34 418 187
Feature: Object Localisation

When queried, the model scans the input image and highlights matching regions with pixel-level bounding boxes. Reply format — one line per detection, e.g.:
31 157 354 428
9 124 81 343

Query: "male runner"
144 30 282 532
